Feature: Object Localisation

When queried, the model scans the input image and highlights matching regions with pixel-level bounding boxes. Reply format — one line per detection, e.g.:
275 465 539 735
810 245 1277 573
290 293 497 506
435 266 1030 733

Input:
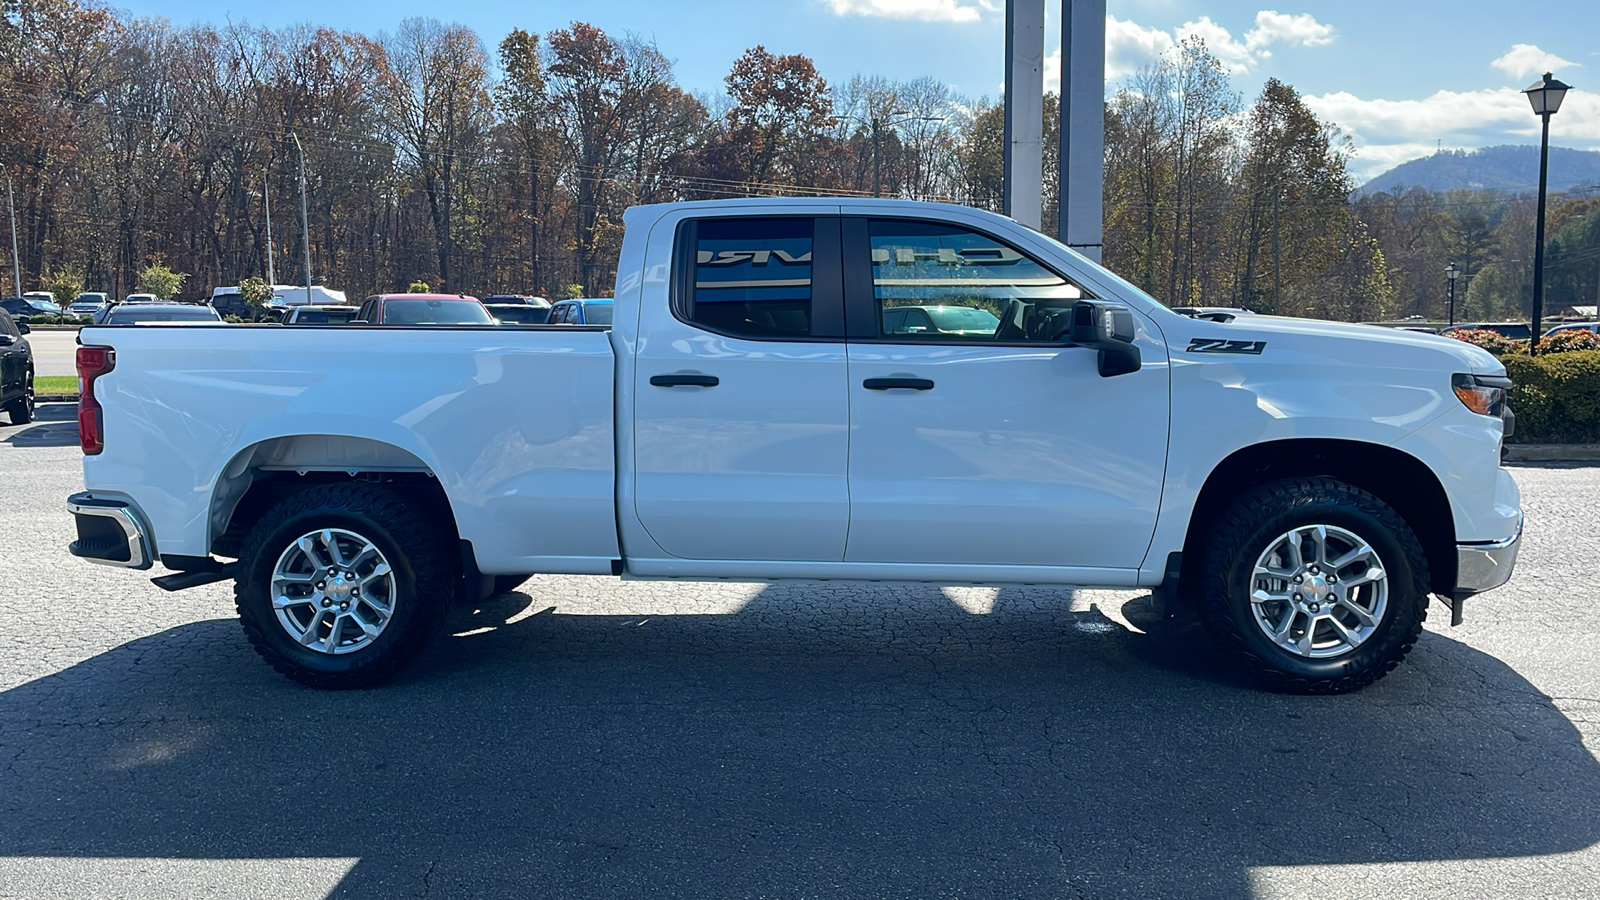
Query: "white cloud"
1305 88 1600 182
1105 15 1176 82
822 0 991 23
1490 44 1579 81
1245 11 1336 51
1177 16 1257 71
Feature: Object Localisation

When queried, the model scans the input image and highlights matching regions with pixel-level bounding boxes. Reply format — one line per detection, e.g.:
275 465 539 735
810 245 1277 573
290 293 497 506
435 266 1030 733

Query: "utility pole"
3 168 20 298
1002 0 1044 230
290 132 312 306
1058 0 1106 262
1272 189 1282 311
871 117 883 197
263 166 276 286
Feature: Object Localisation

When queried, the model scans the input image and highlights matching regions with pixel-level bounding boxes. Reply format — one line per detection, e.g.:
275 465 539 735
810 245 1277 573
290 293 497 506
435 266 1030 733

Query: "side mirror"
1068 301 1141 377
15 321 29 334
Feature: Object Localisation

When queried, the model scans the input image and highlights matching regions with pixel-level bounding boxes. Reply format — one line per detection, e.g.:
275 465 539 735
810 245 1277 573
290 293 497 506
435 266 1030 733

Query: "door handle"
650 373 720 387
863 377 934 391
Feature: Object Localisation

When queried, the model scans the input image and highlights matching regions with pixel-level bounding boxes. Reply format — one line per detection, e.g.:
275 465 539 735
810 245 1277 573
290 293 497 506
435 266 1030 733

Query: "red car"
353 294 494 326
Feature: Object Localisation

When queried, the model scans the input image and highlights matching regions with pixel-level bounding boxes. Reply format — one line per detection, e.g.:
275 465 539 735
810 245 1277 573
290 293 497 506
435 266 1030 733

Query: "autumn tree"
722 45 833 188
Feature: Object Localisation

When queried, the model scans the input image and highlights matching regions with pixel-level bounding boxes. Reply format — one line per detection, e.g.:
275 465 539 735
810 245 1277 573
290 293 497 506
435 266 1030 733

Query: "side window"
867 219 1088 343
686 216 813 339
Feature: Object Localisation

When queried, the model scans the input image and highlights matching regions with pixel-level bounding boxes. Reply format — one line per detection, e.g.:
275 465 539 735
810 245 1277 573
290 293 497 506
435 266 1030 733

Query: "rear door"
631 212 851 561
839 214 1170 570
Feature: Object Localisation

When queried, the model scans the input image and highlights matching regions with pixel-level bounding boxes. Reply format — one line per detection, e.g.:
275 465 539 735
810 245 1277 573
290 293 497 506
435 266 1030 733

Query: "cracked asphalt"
3 402 1599 899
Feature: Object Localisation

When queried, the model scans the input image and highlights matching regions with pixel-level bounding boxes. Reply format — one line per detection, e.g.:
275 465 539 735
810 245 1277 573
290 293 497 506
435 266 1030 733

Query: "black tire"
235 483 456 689
6 370 33 424
1198 476 1429 694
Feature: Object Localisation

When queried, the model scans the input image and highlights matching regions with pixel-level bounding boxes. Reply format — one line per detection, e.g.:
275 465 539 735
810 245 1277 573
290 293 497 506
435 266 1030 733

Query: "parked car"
0 297 61 322
0 310 34 424
67 197 1520 696
69 292 110 317
546 298 613 325
22 291 61 313
483 294 550 307
281 305 360 325
485 303 551 325
1442 323 1533 340
1544 322 1599 337
352 294 493 325
99 302 225 325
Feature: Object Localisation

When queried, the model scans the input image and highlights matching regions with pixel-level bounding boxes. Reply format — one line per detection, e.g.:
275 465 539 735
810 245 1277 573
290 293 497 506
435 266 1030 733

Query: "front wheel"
235 483 455 688
1199 477 1430 694
5 370 33 424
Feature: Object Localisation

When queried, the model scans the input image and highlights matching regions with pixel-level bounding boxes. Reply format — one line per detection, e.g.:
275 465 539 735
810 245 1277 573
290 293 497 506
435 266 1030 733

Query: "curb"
1504 444 1600 463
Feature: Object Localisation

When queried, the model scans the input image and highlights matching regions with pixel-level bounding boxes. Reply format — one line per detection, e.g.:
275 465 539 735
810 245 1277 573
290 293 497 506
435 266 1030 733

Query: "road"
21 328 79 378
3 402 1598 899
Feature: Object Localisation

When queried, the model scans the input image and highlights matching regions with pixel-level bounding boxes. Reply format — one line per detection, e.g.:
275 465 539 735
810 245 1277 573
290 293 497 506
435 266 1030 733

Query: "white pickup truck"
66 198 1522 693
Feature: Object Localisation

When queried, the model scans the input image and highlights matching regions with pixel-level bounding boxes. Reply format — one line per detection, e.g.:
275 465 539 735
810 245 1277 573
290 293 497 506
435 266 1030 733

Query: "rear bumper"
1454 522 1522 599
66 492 153 570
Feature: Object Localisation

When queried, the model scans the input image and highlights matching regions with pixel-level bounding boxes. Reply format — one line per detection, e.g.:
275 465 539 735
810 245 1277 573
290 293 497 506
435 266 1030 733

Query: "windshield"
583 303 613 325
105 305 222 324
291 310 357 325
382 298 493 325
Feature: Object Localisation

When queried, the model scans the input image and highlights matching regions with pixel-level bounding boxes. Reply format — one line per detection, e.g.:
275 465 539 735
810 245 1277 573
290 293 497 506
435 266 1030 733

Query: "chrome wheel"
1249 524 1388 659
270 528 396 655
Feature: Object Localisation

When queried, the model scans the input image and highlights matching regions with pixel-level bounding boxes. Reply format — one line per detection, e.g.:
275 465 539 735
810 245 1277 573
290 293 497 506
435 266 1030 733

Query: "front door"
631 212 851 561
840 215 1170 570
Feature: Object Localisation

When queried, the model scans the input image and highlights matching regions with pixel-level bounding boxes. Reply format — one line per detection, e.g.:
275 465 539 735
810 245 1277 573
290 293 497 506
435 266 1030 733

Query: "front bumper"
1455 523 1522 600
66 492 153 570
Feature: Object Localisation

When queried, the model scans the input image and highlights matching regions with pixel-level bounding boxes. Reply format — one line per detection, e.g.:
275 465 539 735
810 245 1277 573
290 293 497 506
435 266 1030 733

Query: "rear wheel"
1199 477 1429 694
235 483 455 688
5 369 33 424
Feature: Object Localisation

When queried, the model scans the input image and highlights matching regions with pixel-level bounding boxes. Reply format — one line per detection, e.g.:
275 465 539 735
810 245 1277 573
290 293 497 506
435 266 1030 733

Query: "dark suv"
0 310 35 424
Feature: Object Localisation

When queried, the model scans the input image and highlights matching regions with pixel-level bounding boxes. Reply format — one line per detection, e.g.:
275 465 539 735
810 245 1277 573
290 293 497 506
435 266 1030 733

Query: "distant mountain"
1359 145 1600 195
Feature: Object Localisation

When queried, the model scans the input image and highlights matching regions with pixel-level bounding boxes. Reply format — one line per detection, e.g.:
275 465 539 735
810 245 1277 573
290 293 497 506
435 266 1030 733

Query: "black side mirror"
15 321 29 335
1069 301 1141 377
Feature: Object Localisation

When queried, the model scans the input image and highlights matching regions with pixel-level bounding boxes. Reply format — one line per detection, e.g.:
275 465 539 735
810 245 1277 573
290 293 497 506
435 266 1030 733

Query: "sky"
112 0 1600 183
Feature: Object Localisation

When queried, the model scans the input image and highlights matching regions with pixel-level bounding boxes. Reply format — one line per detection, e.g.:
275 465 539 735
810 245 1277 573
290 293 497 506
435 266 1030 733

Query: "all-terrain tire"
6 371 34 424
1198 476 1429 694
235 483 456 689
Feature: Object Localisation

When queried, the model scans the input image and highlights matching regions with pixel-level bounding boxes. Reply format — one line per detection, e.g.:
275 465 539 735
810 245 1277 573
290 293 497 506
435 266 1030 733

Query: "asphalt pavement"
2 402 1598 899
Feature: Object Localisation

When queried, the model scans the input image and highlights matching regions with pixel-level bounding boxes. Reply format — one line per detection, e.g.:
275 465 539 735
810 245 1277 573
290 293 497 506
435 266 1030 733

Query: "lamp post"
3 168 20 298
289 132 312 307
262 166 275 287
1523 71 1572 352
846 110 944 197
1445 263 1461 327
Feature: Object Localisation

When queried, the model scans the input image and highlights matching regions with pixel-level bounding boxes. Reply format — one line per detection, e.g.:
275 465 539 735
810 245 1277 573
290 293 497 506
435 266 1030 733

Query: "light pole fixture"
1523 71 1572 351
289 132 312 307
845 110 944 198
263 166 276 287
1445 263 1461 327
3 168 20 298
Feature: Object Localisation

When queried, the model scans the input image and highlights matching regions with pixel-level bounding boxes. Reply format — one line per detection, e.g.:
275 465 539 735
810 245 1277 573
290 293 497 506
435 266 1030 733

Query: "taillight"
77 346 115 455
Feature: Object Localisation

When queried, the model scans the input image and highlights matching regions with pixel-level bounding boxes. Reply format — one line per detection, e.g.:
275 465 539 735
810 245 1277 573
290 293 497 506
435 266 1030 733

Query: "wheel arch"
1181 439 1457 597
208 435 457 559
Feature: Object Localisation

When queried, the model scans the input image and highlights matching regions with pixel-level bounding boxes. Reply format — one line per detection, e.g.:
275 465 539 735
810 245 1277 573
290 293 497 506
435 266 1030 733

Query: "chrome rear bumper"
66 492 153 570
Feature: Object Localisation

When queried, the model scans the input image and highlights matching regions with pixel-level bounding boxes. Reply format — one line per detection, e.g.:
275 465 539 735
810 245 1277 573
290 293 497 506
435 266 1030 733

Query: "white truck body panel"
77 197 1517 596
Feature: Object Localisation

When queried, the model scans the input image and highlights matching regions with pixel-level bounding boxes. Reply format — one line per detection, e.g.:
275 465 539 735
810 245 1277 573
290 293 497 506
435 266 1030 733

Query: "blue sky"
114 0 1600 182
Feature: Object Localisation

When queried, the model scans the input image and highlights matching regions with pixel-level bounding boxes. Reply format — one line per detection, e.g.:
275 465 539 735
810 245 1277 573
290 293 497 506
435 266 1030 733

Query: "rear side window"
686 217 814 339
583 304 613 326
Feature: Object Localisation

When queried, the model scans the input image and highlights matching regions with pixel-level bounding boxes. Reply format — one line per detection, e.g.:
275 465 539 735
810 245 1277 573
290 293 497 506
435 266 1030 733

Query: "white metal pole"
4 169 20 297
263 166 276 286
1059 0 1106 262
290 133 311 306
1002 0 1045 229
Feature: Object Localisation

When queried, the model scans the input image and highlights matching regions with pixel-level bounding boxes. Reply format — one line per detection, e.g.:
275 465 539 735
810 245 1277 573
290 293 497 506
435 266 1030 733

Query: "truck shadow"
1 582 1596 898
1 401 79 448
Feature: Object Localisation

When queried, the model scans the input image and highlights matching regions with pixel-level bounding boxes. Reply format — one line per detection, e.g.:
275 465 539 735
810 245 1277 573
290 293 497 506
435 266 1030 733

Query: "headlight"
1452 373 1510 417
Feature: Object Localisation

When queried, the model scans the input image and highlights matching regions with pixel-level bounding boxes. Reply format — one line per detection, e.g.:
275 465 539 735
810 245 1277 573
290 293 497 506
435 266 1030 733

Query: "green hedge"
1501 350 1600 443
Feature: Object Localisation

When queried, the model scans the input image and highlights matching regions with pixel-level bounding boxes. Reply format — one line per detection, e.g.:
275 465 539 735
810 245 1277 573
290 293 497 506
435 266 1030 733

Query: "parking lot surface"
3 402 1599 899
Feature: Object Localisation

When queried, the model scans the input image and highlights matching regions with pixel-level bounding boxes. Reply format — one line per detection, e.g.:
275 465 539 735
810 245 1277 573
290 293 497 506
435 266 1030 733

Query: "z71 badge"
1187 338 1267 355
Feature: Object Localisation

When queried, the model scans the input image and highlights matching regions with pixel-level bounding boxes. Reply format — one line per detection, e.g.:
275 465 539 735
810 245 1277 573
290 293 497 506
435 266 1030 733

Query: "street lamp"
1445 263 1461 327
1523 71 1572 351
3 168 19 298
289 132 312 307
845 110 944 197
